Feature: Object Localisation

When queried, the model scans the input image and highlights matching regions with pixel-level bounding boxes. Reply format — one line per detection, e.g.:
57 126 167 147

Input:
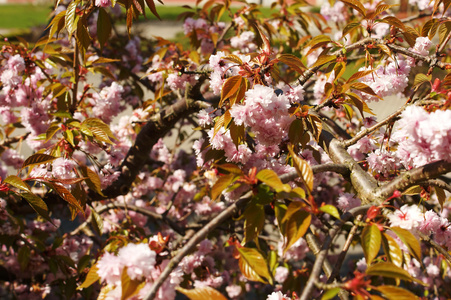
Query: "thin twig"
327 215 363 284
299 206 370 300
143 191 253 300
417 231 451 265
279 164 350 183
343 102 406 147
418 179 451 194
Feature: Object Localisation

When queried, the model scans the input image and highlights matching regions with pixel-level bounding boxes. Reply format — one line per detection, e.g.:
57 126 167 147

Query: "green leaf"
390 226 422 262
243 204 265 244
366 262 415 282
374 285 419 300
21 192 52 223
342 22 361 36
4 175 31 192
50 182 85 216
211 173 235 200
18 245 31 270
65 130 75 147
80 166 104 196
237 247 273 284
256 169 291 193
277 54 305 74
121 267 144 300
97 8 112 50
90 207 104 236
361 224 381 265
435 187 446 211
78 263 101 290
65 0 78 36
311 55 336 69
90 127 114 144
21 154 57 171
176 286 228 300
413 73 431 89
381 232 403 267
321 288 341 300
282 201 311 254
339 0 367 16
287 144 314 192
319 205 340 220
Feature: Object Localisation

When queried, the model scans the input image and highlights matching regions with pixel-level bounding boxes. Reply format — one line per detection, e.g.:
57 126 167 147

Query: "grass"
0 4 53 29
0 4 274 29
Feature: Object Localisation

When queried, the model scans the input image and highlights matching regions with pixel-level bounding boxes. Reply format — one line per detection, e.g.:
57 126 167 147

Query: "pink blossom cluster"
357 59 411 102
393 106 451 168
183 17 226 54
230 31 257 53
90 82 124 124
230 84 294 146
209 51 251 95
388 204 451 249
320 1 347 23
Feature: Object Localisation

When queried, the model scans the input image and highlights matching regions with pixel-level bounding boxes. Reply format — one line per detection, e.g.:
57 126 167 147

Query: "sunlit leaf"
4 175 31 193
121 267 144 300
390 226 422 262
319 205 340 219
287 144 314 192
211 173 235 200
176 286 227 300
361 224 381 265
381 232 403 267
237 247 273 284
339 0 367 16
282 201 311 254
375 285 419 300
256 169 291 193
366 262 416 282
78 264 101 290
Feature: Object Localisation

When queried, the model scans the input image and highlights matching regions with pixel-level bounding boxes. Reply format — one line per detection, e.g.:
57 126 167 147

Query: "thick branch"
143 191 253 300
319 130 379 204
90 99 207 200
376 160 451 200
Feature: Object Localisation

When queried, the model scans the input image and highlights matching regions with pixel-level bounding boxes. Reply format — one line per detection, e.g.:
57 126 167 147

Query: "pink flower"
95 0 111 7
387 204 423 230
266 291 291 300
274 266 289 283
97 252 123 285
52 157 77 180
117 243 156 280
7 55 26 73
226 285 242 299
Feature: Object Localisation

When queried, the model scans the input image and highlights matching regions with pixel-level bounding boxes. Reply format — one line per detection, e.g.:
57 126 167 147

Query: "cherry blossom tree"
0 0 451 299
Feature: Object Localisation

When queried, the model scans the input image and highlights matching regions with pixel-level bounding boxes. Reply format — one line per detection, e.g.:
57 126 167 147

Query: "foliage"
0 0 451 299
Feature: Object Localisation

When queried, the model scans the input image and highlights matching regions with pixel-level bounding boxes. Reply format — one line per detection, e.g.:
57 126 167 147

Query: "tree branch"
89 99 208 201
299 206 369 300
376 160 451 200
143 191 253 300
279 163 350 183
95 203 185 235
